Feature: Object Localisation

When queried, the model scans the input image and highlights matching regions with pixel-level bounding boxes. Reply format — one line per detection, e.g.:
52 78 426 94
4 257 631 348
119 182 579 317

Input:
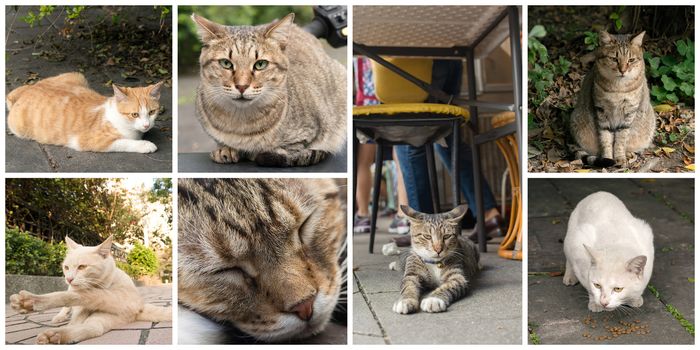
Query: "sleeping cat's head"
178 179 345 342
596 31 646 80
400 204 468 261
584 244 647 311
111 82 163 133
62 235 115 289
191 13 293 107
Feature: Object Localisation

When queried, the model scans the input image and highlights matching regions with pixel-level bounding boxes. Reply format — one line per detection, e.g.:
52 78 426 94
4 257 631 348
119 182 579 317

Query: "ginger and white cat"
9 235 171 344
563 191 654 312
7 72 163 153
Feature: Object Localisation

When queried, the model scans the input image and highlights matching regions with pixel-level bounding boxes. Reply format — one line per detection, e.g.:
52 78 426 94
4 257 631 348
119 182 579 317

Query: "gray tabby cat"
390 205 480 314
569 31 656 167
191 13 346 167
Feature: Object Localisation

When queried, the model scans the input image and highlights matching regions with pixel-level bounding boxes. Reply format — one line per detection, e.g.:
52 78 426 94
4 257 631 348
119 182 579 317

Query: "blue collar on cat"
421 258 445 268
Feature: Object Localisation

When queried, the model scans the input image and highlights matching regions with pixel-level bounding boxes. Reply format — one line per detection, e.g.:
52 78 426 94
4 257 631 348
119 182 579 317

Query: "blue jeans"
395 59 497 217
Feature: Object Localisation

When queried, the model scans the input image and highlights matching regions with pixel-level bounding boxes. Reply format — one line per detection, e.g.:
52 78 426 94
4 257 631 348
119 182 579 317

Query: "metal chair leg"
369 145 384 254
425 144 440 214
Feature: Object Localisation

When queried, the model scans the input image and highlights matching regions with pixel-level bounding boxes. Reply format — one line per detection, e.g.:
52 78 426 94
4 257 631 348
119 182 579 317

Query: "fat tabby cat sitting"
191 13 346 167
569 31 656 168
389 205 480 314
178 179 346 343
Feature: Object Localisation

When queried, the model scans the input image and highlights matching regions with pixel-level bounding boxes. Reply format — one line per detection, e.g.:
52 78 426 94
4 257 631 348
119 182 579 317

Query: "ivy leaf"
665 92 679 104
676 39 688 56
529 25 547 39
661 75 677 91
679 82 694 97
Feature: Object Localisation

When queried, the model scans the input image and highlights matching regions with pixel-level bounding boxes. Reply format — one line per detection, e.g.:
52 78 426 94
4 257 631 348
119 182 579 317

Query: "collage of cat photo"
1 2 697 348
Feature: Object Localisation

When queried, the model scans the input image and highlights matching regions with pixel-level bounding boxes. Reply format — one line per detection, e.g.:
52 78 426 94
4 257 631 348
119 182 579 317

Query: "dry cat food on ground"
582 315 651 340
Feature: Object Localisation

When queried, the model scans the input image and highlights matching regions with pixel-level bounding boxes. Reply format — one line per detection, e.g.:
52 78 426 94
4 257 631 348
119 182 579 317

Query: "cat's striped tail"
6 85 30 111
136 304 172 322
254 149 330 167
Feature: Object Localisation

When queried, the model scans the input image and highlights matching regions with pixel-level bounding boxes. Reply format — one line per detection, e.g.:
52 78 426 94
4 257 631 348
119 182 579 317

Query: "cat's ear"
264 13 295 50
583 244 597 266
444 204 469 225
630 31 645 47
599 31 614 46
148 81 164 100
112 84 129 103
191 13 227 43
65 236 81 250
400 205 423 221
626 255 647 277
96 235 113 259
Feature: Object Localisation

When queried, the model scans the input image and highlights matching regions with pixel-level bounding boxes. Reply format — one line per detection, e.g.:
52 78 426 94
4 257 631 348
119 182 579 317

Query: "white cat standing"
563 191 654 312
9 236 171 344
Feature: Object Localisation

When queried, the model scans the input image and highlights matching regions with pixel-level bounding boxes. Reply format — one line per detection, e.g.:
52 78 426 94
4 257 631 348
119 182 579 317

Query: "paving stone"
5 326 43 343
145 328 173 345
79 330 142 345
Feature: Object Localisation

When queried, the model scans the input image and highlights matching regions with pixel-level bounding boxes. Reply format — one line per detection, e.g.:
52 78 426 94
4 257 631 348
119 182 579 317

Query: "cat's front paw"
51 312 70 324
420 297 448 313
628 296 643 308
10 290 37 313
615 156 628 167
136 140 158 153
37 329 66 344
392 298 418 314
562 271 578 286
588 300 604 312
210 146 240 164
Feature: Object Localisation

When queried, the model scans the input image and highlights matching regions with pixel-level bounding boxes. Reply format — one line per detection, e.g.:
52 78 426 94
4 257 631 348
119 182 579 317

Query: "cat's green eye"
593 283 601 289
254 60 269 70
219 59 234 70
613 287 623 292
77 265 86 270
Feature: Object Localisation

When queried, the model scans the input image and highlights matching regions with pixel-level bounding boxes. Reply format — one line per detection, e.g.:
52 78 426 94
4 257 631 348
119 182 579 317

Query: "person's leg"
394 145 434 213
389 147 411 235
354 143 375 233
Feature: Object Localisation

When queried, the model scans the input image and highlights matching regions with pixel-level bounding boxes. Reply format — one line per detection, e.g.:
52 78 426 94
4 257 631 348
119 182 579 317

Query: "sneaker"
379 207 397 217
353 214 371 233
388 215 410 235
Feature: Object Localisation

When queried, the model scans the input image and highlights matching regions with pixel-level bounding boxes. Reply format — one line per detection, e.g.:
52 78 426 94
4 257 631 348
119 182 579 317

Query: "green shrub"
121 242 159 278
528 25 572 107
645 38 694 105
5 227 66 276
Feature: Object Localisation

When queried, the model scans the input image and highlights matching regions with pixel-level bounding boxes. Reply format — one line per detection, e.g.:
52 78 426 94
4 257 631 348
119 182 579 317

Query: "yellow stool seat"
353 103 470 120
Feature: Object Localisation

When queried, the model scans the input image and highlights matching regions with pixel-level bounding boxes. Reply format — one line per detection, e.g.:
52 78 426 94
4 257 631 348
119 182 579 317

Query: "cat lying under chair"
9 235 171 344
389 205 481 314
191 13 346 167
563 191 654 312
569 31 656 168
7 72 163 153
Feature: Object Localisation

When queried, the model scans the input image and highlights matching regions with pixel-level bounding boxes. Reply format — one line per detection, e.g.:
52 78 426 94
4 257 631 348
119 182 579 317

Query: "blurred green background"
178 6 314 74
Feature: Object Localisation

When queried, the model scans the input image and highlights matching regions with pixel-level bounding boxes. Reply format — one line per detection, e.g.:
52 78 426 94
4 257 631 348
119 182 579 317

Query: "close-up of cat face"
401 205 468 261
595 31 646 80
192 14 291 108
61 236 115 290
178 179 345 342
112 83 163 133
585 247 648 311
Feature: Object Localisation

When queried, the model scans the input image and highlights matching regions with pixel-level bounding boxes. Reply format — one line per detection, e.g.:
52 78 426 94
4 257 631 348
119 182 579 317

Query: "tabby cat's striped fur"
178 179 346 343
569 31 655 167
191 13 346 167
390 205 480 314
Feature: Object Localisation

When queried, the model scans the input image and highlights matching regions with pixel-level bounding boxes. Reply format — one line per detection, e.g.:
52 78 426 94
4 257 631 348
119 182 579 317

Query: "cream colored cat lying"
9 236 171 344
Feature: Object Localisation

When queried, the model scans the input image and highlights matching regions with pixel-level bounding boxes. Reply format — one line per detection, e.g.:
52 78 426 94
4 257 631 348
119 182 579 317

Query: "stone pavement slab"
354 220 522 345
5 285 172 344
528 179 694 344
178 148 347 173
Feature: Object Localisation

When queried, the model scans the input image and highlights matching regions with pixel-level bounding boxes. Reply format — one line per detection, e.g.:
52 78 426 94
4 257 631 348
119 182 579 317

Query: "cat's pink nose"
601 301 609 307
235 84 249 93
433 244 443 255
66 277 74 284
142 121 150 129
291 296 315 321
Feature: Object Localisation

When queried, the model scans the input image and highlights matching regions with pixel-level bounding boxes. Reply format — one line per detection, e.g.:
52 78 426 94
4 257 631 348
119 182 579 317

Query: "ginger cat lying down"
6 72 163 153
9 236 171 344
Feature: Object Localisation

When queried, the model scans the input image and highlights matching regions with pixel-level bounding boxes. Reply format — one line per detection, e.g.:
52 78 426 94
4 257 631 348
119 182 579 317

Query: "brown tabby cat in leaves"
7 72 163 153
178 179 346 343
569 31 655 167
9 236 171 344
389 205 480 314
191 13 346 167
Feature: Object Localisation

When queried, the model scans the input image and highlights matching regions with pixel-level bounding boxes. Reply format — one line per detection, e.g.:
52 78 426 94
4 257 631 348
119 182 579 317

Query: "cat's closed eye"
212 266 246 276
77 264 87 270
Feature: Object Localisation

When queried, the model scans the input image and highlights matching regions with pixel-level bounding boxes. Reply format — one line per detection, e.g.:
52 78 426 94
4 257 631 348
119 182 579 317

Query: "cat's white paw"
136 140 158 153
389 262 397 271
588 300 604 312
37 329 64 344
392 298 418 314
628 296 643 308
562 271 578 286
420 297 447 313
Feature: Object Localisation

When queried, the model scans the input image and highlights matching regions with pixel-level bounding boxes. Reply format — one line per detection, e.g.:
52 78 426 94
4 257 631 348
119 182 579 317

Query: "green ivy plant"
528 25 572 107
584 31 599 51
645 38 694 105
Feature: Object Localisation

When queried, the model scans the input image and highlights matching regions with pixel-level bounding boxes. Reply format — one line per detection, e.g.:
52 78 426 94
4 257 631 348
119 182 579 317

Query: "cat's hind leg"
51 307 72 324
563 259 578 286
255 149 330 167
36 312 121 344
